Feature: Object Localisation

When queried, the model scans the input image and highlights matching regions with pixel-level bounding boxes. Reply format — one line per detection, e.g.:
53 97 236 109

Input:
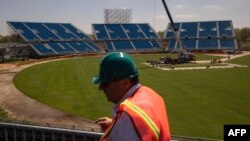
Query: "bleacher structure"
92 23 162 51
7 22 101 56
164 20 238 51
5 20 238 57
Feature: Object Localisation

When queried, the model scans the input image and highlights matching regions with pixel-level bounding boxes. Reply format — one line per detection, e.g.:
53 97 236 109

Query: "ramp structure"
8 22 101 56
164 20 237 51
92 23 162 51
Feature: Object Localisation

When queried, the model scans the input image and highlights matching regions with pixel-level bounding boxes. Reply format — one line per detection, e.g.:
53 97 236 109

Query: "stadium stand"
164 20 237 51
92 23 162 51
7 22 101 56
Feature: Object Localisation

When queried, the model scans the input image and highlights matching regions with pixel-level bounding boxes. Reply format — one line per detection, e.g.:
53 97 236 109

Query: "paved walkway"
0 59 100 131
206 51 250 62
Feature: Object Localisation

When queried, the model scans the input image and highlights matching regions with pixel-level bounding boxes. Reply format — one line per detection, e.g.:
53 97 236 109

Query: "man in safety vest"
92 52 171 141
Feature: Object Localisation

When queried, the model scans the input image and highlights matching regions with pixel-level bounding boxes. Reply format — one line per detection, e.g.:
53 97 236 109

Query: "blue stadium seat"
47 43 76 54
25 23 60 41
61 24 89 39
218 21 233 36
105 24 127 39
86 42 102 51
138 24 161 48
93 24 115 50
113 41 134 50
199 22 217 37
220 39 235 49
32 44 56 55
164 20 237 50
104 24 134 50
218 21 235 49
183 40 197 49
122 24 143 38
122 24 152 49
138 24 158 38
198 22 219 49
8 21 101 56
45 23 77 40
168 39 177 49
105 41 115 51
93 24 110 40
198 39 218 49
8 22 38 41
92 23 162 51
164 23 181 38
67 42 98 53
180 22 198 37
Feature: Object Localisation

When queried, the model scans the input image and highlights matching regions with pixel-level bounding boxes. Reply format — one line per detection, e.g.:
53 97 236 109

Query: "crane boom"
161 0 189 58
161 0 176 31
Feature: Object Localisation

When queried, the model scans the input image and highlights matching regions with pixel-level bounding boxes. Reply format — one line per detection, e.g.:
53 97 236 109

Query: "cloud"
203 5 224 11
121 7 129 9
156 14 167 20
175 14 198 20
173 4 187 9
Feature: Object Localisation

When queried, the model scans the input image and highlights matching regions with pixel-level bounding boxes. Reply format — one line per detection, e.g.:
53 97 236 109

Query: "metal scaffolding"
104 9 132 24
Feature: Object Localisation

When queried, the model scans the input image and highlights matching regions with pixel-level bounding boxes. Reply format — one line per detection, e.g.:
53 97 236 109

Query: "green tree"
240 28 250 43
235 28 241 48
0 34 25 43
157 31 165 38
235 27 250 48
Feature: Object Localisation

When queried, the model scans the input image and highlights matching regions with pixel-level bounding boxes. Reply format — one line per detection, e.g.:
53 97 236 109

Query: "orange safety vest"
100 86 171 141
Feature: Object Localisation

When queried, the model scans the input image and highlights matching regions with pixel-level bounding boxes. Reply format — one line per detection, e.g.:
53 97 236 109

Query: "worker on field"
92 52 171 141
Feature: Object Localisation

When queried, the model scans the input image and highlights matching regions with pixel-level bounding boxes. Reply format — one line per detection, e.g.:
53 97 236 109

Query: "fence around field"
171 135 223 141
0 121 224 141
0 122 102 141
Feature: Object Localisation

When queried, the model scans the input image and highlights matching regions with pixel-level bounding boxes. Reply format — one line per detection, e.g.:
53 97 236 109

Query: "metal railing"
0 122 103 141
171 135 223 141
0 122 224 141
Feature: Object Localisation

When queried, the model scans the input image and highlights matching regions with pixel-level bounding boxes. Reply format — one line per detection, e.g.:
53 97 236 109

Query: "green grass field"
13 54 250 139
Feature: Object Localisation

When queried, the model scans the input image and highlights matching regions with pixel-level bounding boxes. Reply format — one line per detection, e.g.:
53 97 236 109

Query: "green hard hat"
92 52 139 84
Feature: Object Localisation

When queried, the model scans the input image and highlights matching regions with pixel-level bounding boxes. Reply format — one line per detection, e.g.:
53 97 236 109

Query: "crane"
161 0 195 63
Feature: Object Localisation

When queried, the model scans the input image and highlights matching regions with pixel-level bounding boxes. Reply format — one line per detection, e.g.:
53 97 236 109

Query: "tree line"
0 34 25 43
235 27 250 49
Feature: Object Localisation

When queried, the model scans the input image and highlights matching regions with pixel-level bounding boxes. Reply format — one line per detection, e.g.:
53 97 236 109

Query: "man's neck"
112 83 141 116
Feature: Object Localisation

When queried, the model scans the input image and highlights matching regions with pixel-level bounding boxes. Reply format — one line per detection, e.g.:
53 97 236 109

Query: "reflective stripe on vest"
121 100 160 140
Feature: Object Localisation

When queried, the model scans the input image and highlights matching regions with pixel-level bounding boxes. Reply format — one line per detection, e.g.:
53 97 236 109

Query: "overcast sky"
0 0 249 35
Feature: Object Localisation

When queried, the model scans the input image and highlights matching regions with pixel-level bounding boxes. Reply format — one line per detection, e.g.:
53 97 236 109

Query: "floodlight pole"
161 0 188 56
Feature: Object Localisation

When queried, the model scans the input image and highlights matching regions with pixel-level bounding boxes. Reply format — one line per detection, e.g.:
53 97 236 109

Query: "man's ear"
123 78 130 85
121 78 132 89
